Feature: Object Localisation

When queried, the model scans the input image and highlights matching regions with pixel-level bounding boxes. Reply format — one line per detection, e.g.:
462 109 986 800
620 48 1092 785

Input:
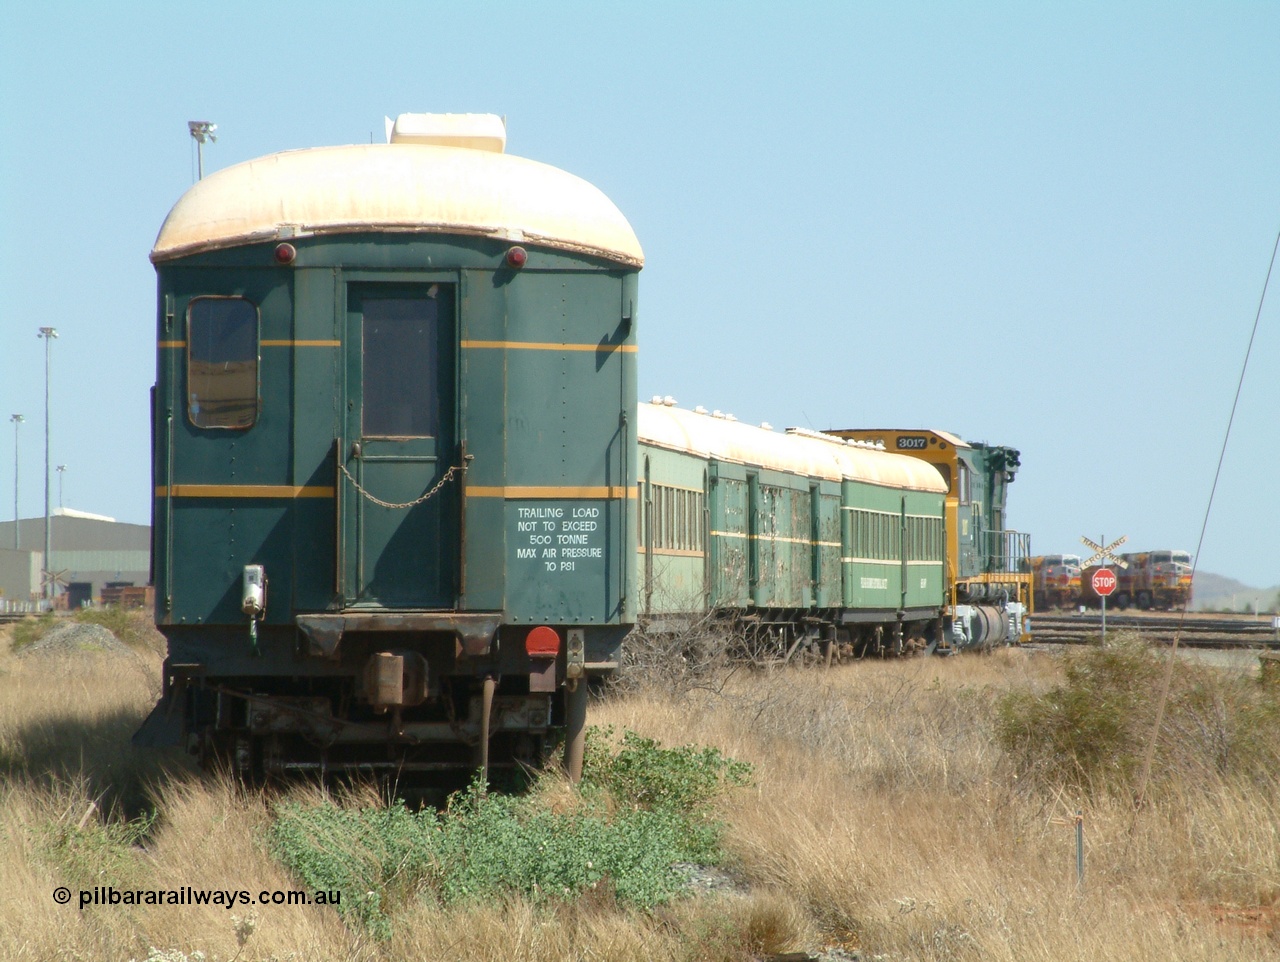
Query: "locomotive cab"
136 114 642 785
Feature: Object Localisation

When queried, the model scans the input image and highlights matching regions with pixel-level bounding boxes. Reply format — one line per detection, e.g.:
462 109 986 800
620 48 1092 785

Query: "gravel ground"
6 619 160 685
10 619 157 680
14 621 133 657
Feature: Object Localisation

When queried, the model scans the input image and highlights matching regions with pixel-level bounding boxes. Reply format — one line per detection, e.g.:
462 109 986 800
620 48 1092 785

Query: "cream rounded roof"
151 143 643 267
638 403 948 493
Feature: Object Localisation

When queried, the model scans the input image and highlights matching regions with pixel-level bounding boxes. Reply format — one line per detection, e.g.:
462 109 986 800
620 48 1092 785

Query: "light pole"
188 121 217 180
38 327 57 607
56 465 66 510
9 414 22 551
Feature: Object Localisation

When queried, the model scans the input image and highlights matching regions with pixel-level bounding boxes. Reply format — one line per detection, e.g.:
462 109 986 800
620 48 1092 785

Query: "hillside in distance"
1191 571 1280 613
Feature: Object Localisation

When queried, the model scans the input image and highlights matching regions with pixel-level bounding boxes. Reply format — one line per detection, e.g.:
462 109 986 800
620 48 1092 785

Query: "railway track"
1029 611 1280 648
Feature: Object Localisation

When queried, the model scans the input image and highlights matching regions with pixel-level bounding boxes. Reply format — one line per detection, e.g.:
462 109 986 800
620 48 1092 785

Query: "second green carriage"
636 401 949 654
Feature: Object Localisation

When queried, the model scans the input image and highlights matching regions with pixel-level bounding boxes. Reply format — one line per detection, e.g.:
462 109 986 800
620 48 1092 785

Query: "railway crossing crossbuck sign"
1080 534 1128 570
1081 533 1128 644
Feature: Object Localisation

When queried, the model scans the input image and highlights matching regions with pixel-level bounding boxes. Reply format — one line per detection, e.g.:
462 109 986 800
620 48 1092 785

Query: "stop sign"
1092 568 1117 596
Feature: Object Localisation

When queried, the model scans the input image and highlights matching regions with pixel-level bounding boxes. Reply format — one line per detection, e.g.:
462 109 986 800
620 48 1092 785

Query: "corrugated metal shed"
0 513 149 606
0 513 149 552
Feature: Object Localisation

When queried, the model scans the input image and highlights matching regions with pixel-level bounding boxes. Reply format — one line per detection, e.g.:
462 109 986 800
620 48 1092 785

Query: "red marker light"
505 245 528 268
274 242 297 265
525 625 560 657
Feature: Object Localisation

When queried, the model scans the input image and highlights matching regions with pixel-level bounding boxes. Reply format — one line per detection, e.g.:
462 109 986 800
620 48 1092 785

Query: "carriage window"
363 295 439 437
187 297 259 429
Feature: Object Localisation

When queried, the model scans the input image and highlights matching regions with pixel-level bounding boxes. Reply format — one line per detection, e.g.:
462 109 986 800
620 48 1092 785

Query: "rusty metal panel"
815 486 842 608
709 462 748 608
751 472 812 609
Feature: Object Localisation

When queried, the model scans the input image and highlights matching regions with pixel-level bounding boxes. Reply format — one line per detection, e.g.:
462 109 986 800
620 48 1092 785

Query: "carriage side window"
187 296 259 429
649 484 705 553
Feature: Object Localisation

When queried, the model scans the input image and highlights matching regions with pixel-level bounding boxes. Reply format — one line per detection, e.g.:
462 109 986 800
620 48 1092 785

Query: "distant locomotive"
1080 550 1193 610
636 406 1031 654
1027 554 1083 610
136 114 641 783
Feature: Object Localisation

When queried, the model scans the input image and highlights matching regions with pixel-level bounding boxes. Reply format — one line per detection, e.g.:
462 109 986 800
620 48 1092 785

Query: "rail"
1029 611 1279 648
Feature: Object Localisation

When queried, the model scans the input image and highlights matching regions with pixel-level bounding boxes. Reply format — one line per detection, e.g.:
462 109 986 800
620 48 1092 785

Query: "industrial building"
0 509 149 611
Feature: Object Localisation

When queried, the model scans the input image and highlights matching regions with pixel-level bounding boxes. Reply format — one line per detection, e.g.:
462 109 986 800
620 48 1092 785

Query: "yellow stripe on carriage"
156 485 336 498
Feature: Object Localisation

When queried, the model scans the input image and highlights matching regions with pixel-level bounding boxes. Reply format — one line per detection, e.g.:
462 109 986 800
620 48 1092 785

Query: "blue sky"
2 2 1277 586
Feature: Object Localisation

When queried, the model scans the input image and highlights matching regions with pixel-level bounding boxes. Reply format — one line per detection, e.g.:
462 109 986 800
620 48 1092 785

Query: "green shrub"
996 638 1158 788
10 612 56 651
584 726 752 812
72 606 162 652
268 729 752 938
7 608 160 654
996 635 1280 795
268 801 436 938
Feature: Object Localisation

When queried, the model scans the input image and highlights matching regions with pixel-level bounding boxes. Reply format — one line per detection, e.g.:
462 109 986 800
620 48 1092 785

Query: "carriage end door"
341 283 457 608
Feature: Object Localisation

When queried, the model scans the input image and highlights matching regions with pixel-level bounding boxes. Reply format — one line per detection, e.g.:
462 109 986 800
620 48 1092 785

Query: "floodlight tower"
188 121 217 179
9 414 22 550
38 326 57 607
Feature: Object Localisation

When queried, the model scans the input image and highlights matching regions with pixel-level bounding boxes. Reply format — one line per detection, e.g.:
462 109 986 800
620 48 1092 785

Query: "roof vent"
786 426 848 445
386 113 507 153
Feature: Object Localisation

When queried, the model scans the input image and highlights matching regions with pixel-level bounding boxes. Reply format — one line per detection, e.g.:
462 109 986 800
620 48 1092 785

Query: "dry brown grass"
0 614 176 813
2 620 1277 960
593 650 1280 960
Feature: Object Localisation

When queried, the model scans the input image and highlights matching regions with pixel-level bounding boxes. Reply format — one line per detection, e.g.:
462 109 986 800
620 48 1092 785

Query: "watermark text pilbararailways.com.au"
52 885 341 910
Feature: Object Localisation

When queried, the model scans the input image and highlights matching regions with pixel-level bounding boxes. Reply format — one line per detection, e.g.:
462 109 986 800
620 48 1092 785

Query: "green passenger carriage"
636 402 950 655
137 114 641 782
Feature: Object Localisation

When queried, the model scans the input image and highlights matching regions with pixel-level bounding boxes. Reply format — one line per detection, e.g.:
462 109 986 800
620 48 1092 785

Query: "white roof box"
386 112 506 153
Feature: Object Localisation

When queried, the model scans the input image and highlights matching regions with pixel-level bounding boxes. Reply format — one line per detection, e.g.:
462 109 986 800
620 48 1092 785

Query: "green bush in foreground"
585 727 752 812
269 728 752 937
